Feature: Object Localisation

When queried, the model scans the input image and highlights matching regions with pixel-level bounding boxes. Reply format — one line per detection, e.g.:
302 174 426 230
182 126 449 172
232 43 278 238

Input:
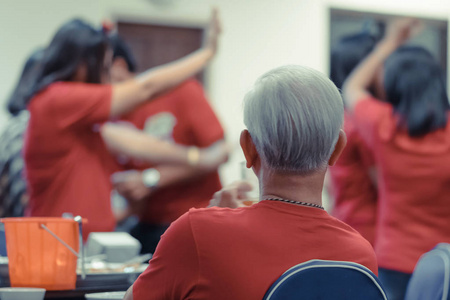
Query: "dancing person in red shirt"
23 11 224 238
123 65 378 300
344 19 450 300
328 31 379 245
107 34 227 253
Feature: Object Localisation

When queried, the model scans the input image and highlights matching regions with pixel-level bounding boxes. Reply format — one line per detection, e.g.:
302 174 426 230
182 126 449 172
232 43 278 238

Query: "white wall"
0 0 101 129
1 0 449 184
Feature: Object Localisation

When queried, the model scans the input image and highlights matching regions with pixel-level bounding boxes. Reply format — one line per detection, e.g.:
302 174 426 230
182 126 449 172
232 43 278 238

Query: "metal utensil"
74 216 86 280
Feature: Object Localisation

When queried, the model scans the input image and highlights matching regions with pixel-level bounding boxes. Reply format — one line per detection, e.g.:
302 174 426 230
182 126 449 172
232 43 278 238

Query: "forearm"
110 48 214 117
101 123 189 165
102 123 229 173
343 40 397 111
150 140 227 188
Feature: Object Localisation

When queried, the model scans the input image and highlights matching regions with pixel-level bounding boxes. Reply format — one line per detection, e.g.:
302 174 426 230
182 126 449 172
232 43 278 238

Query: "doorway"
117 22 205 82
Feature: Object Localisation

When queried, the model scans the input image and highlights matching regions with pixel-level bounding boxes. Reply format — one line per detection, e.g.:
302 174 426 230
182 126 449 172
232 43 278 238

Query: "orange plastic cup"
1 218 80 290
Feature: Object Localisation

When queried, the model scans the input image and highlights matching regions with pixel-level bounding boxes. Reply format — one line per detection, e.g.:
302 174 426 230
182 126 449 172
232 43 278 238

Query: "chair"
263 259 387 300
405 243 450 300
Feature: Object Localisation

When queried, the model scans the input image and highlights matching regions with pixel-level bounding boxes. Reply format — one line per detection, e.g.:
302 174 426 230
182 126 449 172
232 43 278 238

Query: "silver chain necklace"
262 197 324 210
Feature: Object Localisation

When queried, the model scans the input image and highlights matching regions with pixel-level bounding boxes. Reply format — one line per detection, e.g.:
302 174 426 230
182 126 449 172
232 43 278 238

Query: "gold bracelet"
187 147 200 166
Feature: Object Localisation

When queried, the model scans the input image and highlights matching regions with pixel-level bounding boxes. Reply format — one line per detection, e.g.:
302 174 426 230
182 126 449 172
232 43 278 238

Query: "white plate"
0 287 46 300
77 263 148 275
85 291 126 299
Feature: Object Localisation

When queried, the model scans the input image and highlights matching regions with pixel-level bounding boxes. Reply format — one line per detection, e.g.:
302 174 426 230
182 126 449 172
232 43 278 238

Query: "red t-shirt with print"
24 82 116 238
328 112 378 245
354 96 450 273
120 79 224 224
132 201 378 300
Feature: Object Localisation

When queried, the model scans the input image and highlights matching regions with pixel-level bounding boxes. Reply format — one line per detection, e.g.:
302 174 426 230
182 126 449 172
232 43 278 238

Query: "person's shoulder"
325 214 371 243
35 82 101 100
149 79 203 107
45 81 88 91
174 79 205 99
186 206 251 227
325 215 376 258
188 205 246 218
32 82 64 99
165 207 241 240
339 221 374 254
355 95 392 115
28 83 64 109
326 213 359 231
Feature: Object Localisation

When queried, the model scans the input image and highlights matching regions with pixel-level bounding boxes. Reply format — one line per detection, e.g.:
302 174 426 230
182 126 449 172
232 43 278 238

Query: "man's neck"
259 167 326 207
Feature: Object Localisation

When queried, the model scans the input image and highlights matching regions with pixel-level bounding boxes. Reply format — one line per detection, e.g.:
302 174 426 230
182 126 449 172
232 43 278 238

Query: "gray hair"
243 65 344 173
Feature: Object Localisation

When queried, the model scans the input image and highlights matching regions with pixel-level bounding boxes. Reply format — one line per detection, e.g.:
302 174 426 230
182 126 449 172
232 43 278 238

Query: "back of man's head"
243 65 344 174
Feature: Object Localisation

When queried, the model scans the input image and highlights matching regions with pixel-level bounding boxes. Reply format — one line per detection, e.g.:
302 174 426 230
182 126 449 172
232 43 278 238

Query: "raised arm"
110 9 221 117
343 18 421 112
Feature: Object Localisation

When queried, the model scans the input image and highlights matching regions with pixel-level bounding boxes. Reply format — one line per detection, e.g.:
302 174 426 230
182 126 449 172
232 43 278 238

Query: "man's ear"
328 129 347 166
240 130 259 168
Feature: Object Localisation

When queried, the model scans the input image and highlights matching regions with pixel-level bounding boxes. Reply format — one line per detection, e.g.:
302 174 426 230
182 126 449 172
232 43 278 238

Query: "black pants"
129 222 170 254
378 268 412 300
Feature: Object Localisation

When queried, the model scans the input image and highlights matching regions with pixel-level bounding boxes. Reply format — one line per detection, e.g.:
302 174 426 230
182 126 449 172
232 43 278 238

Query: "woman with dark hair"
344 19 450 300
383 46 448 136
328 31 378 246
23 12 224 238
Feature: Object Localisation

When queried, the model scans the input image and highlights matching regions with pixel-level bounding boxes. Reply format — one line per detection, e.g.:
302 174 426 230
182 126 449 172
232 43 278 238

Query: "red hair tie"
101 20 114 34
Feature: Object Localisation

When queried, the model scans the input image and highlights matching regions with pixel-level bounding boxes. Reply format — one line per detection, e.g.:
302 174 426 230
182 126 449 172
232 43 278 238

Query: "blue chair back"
405 243 450 300
263 259 387 300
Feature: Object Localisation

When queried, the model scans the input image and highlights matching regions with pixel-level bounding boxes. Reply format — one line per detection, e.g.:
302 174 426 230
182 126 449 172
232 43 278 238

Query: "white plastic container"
0 287 46 300
86 232 141 263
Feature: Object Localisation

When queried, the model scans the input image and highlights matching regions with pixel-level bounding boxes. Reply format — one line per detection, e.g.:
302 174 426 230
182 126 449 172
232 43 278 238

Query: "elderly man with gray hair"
124 65 378 300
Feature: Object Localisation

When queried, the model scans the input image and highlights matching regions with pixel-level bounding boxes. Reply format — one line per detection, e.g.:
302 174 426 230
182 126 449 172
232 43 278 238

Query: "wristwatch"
142 168 160 188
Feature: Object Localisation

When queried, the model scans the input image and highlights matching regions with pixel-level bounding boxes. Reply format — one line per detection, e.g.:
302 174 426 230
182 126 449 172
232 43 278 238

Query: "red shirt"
354 96 450 273
24 82 115 238
328 112 377 245
120 79 224 224
132 201 378 300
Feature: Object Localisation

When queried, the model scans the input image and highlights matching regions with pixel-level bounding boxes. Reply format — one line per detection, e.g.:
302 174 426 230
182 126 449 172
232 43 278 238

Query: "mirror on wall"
329 8 448 79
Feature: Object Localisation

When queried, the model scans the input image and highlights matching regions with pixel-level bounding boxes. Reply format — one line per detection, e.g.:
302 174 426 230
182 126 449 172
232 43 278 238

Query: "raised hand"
209 181 254 209
383 18 423 47
204 8 222 55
